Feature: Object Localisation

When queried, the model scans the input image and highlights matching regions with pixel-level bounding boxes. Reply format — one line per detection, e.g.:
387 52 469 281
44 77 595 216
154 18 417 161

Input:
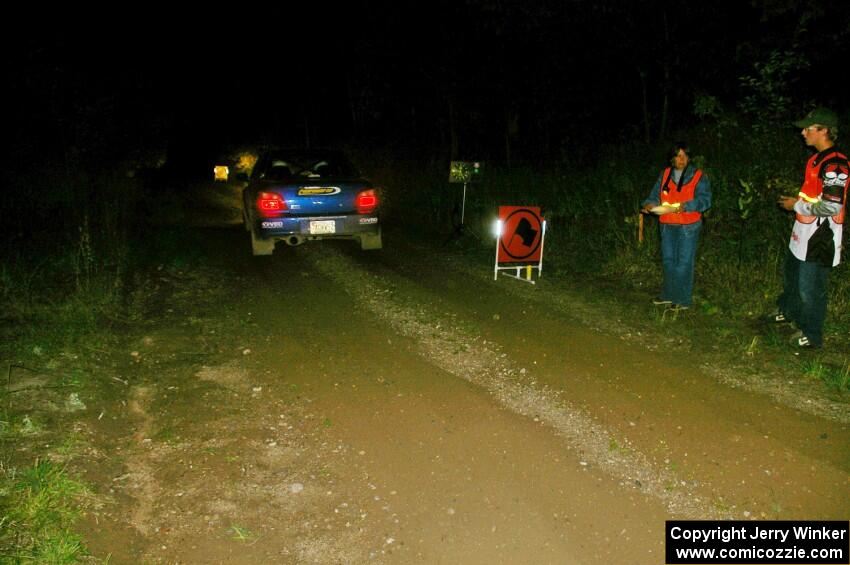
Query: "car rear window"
259 154 360 180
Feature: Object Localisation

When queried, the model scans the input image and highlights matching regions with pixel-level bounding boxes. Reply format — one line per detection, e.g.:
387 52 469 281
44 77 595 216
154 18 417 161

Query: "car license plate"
309 220 336 234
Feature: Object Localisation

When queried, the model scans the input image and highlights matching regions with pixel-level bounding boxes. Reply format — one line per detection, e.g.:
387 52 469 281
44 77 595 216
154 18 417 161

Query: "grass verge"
0 459 92 564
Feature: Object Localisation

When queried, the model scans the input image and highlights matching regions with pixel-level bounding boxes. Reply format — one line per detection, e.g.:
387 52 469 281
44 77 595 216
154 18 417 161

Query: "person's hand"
777 196 797 211
641 203 655 214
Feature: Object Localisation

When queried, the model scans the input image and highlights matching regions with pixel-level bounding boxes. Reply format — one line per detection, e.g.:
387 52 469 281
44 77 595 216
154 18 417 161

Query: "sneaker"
662 304 690 316
653 298 672 305
764 310 790 324
789 332 821 349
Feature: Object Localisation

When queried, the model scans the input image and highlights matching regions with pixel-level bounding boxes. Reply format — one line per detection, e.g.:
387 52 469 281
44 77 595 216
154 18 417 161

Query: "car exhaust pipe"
285 235 305 246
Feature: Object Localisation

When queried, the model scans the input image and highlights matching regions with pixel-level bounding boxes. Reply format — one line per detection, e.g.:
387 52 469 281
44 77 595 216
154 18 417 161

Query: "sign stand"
493 206 547 285
444 181 480 244
444 161 483 246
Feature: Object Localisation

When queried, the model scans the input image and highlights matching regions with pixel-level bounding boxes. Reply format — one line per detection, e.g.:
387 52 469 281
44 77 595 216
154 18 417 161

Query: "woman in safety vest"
641 142 712 311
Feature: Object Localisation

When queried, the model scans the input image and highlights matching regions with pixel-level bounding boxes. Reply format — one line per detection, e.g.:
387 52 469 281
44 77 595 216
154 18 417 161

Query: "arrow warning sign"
498 206 543 263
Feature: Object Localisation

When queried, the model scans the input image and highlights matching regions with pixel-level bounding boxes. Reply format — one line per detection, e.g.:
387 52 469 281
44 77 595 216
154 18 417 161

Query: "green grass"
712 497 732 513
803 360 850 392
228 524 257 543
802 359 830 382
0 459 92 564
833 364 850 392
0 415 44 438
153 427 178 444
54 434 84 460
743 336 760 357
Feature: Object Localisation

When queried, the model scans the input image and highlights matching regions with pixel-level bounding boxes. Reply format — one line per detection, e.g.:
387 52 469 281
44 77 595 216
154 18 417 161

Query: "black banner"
666 521 849 564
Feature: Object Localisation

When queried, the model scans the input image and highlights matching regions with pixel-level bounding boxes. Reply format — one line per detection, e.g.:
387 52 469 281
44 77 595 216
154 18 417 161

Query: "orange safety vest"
659 167 703 225
796 149 848 224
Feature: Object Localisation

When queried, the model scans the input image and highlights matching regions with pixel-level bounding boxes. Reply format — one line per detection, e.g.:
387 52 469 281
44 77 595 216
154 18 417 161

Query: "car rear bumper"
256 214 379 239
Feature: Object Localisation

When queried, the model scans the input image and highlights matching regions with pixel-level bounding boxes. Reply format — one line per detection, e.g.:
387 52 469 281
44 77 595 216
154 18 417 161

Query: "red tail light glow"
257 192 287 217
356 189 378 214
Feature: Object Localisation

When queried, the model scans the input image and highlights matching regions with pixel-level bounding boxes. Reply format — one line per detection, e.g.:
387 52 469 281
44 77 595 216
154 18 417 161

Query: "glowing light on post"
492 219 503 238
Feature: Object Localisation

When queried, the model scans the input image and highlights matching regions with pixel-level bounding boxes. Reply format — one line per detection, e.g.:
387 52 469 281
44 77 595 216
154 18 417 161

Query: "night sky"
4 1 848 173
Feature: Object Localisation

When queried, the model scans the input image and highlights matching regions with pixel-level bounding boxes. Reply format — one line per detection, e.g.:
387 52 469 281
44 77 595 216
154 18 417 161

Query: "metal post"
537 220 547 278
461 182 467 225
494 220 501 280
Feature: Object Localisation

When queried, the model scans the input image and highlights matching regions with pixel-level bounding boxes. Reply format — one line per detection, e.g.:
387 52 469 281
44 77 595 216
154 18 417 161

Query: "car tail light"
257 192 287 217
356 189 378 214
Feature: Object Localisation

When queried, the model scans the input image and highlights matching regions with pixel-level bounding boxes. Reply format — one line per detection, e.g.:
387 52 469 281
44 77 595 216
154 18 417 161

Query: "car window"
257 153 361 180
264 160 296 181
305 157 359 177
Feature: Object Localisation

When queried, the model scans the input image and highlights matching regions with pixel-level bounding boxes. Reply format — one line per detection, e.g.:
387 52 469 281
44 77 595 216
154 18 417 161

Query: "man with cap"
768 107 849 349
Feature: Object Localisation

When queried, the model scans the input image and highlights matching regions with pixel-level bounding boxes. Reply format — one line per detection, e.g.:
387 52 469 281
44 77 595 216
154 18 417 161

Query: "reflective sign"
498 206 543 263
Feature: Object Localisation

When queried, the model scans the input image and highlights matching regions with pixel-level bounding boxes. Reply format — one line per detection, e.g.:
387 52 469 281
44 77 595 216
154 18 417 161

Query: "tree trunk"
658 9 671 141
302 104 311 149
638 67 651 144
448 97 459 160
346 75 359 136
505 108 518 170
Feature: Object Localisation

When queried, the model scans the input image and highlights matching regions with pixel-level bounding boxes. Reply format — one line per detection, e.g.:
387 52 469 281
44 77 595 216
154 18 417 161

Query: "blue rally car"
242 149 382 255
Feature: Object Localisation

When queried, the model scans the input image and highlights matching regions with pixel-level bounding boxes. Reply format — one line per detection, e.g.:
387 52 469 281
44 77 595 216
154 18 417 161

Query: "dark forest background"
5 2 848 171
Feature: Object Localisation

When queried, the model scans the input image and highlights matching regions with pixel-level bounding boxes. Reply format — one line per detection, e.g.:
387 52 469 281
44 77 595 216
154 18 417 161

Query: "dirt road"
56 212 849 563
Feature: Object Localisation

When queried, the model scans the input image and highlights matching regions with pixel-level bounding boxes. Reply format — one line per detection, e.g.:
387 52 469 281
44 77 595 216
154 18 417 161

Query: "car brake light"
257 192 287 217
356 189 378 214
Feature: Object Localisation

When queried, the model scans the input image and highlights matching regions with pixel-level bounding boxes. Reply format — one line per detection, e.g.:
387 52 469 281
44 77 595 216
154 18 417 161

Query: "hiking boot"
653 298 672 305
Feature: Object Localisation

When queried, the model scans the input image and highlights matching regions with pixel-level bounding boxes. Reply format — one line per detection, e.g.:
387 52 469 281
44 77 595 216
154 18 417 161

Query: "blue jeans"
777 250 830 346
659 221 702 307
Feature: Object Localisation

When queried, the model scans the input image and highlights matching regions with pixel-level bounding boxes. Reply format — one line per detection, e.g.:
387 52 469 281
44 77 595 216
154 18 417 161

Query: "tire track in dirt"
422 239 850 425
305 247 727 520
339 236 849 521
126 385 158 537
234 250 674 563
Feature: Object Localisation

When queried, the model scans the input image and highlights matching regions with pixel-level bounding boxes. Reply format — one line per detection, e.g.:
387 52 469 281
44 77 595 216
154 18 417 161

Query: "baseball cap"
794 107 839 129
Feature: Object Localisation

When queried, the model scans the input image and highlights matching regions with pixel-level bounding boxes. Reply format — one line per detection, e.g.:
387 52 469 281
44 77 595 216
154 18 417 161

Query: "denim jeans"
777 250 830 346
659 221 702 307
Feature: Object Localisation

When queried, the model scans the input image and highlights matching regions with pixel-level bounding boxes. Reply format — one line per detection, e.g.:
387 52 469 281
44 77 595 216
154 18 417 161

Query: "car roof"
261 148 348 159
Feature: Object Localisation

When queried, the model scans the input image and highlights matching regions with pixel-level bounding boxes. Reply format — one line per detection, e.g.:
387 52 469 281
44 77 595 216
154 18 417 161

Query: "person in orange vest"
767 107 849 349
641 142 712 311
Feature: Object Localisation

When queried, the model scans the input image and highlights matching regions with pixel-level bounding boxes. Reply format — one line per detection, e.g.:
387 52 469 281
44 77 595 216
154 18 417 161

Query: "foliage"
738 49 809 135
736 179 757 220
